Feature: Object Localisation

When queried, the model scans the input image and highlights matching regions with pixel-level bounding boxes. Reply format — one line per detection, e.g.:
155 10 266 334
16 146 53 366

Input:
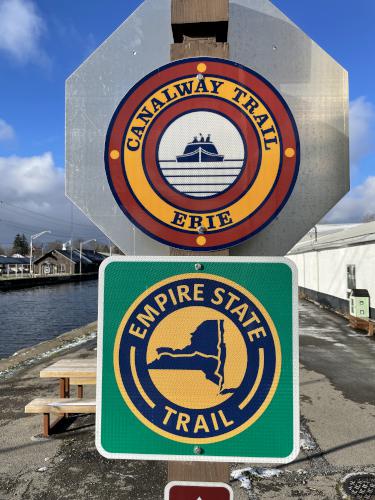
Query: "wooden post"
368 321 374 337
77 385 84 398
168 0 230 484
43 413 50 437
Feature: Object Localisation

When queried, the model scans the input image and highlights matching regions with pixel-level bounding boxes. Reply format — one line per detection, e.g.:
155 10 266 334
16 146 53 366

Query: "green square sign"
96 257 299 463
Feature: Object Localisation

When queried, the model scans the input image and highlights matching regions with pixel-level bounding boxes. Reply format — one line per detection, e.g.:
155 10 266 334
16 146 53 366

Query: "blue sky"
0 0 374 246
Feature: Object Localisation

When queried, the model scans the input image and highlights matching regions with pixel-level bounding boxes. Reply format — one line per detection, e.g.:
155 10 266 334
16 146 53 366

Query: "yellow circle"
124 77 281 232
197 63 207 73
113 273 282 445
110 149 120 160
196 236 207 246
147 307 248 409
285 147 295 158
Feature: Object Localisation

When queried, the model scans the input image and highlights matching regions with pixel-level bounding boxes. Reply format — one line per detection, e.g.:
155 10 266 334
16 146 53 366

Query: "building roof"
33 249 107 265
80 249 107 264
289 221 375 254
57 249 92 264
54 249 77 263
297 224 360 243
0 256 30 265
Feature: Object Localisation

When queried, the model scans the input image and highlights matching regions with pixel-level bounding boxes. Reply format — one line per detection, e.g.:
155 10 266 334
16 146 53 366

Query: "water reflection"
0 280 98 358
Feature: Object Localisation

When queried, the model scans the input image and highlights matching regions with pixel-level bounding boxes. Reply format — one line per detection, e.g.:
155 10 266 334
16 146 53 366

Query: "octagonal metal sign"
96 256 299 462
66 0 349 256
105 57 299 251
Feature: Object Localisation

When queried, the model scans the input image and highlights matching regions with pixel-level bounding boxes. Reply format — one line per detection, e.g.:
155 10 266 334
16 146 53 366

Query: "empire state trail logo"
105 57 300 251
114 274 281 444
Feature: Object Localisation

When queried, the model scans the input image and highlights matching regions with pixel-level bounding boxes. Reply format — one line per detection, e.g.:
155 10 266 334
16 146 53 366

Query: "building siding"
34 251 76 275
289 242 375 319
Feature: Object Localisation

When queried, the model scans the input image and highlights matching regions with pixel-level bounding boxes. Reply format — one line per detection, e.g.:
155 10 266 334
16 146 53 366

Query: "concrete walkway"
0 299 373 499
232 300 375 499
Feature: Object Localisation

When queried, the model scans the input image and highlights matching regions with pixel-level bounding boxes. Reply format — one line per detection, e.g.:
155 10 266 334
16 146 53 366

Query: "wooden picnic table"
40 358 96 399
25 358 97 436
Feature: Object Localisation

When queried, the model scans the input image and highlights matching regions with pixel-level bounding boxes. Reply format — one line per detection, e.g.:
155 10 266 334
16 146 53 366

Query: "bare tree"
45 240 63 252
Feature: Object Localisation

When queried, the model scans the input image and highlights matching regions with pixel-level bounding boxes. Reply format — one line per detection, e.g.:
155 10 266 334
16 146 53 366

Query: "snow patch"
0 332 97 379
333 343 350 349
297 469 307 475
300 327 337 342
231 467 282 491
231 470 252 490
300 432 316 451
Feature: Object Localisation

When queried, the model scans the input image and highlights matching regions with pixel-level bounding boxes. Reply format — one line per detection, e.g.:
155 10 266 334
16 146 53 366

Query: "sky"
0 0 374 247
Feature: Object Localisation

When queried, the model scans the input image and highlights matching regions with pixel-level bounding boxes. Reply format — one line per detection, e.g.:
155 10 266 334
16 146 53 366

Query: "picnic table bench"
39 358 96 398
25 398 96 437
25 358 97 436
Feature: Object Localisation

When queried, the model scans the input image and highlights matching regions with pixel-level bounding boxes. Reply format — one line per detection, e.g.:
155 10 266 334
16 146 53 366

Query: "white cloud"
0 153 103 243
325 176 375 223
0 152 62 197
0 118 15 141
0 0 47 64
325 97 375 223
350 96 375 168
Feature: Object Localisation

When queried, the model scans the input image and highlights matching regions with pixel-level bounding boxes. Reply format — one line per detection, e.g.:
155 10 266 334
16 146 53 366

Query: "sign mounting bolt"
194 446 203 455
195 263 204 271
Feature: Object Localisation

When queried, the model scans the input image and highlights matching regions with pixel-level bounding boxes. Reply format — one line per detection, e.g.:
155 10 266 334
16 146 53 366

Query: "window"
347 265 356 290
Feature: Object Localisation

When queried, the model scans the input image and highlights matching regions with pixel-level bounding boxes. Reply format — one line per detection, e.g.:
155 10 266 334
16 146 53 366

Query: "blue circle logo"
114 274 281 444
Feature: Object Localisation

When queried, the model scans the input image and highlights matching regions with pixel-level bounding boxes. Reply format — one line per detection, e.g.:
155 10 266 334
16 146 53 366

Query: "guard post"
168 0 230 485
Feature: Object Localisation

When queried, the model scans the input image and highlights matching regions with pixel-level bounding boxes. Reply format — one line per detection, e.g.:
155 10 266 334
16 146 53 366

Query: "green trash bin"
349 289 370 319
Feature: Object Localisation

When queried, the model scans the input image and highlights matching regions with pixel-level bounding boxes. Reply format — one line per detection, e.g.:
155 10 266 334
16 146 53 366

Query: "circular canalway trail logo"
114 274 281 444
105 58 300 251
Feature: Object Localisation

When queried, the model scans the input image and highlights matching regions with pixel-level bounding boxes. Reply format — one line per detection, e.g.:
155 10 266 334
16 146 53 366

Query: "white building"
288 222 375 318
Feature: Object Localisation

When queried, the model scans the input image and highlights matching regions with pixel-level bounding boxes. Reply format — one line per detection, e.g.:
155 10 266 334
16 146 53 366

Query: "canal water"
0 280 98 359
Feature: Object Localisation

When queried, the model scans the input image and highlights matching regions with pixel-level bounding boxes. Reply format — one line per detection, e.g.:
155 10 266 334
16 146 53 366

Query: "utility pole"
63 239 73 274
80 239 96 275
30 230 51 276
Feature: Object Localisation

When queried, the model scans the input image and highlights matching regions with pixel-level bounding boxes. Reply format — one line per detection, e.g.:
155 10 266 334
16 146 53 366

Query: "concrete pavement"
0 299 373 499
231 300 374 498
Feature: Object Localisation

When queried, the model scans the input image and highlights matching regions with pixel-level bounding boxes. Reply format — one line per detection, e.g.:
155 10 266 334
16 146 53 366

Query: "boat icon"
176 134 225 163
158 130 245 198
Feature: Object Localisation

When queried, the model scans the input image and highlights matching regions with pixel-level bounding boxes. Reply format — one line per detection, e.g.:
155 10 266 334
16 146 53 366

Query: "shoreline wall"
0 321 97 377
0 273 98 292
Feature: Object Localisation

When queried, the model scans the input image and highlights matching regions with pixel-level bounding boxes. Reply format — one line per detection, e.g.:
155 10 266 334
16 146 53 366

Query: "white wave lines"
160 160 244 197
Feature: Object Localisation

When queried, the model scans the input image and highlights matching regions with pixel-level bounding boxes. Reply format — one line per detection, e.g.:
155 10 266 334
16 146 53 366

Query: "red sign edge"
164 481 234 499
